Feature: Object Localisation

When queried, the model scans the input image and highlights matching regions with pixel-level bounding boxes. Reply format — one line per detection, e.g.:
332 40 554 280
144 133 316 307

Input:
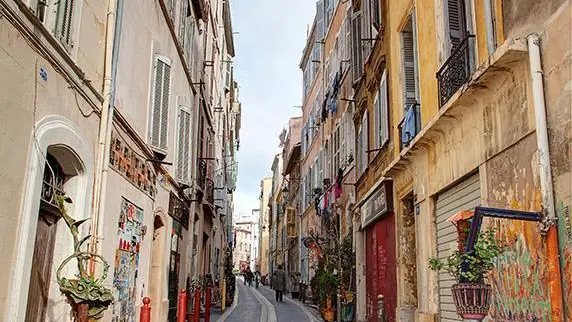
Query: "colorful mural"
112 198 144 322
556 200 572 319
110 130 157 198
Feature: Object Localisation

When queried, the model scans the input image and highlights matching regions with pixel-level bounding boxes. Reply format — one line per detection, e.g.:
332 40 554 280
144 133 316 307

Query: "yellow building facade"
352 0 570 321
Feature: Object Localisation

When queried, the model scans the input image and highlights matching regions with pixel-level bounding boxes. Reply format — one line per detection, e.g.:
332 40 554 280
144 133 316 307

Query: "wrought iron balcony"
197 159 207 191
398 103 422 150
437 35 475 107
205 178 214 205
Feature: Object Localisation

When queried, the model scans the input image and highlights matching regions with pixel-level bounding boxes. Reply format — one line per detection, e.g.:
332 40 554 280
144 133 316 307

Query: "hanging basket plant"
429 226 505 320
55 195 114 321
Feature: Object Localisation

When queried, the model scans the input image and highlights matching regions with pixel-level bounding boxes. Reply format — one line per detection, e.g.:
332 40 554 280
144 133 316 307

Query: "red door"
365 213 396 322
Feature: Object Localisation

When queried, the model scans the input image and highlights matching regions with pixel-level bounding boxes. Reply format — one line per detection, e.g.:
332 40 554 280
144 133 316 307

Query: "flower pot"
451 283 492 319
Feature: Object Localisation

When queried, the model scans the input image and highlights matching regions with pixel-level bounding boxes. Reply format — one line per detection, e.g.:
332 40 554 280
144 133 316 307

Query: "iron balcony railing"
197 159 207 191
205 178 214 205
437 35 475 107
398 103 422 150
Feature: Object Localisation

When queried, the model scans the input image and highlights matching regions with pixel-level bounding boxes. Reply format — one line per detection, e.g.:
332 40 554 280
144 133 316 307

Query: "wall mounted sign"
168 192 189 229
110 130 157 199
360 181 394 229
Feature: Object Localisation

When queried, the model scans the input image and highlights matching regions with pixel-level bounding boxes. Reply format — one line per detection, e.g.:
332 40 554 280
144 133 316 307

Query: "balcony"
437 35 475 107
205 178 214 205
398 103 421 150
197 159 207 191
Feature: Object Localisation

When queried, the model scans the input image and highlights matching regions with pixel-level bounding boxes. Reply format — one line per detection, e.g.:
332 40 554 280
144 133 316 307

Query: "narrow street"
219 277 321 322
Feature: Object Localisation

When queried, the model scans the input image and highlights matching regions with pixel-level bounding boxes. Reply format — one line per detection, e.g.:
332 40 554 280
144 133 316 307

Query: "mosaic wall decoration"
112 198 144 322
110 130 157 198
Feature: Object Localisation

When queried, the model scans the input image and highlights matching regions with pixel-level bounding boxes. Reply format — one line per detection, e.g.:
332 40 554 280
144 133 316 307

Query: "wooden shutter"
371 0 381 30
379 70 389 146
402 31 416 110
176 108 191 183
345 9 351 62
351 11 363 82
56 0 75 49
446 0 466 52
150 57 171 152
363 112 368 171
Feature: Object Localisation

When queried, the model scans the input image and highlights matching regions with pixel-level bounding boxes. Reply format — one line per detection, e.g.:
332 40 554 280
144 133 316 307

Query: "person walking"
273 264 286 302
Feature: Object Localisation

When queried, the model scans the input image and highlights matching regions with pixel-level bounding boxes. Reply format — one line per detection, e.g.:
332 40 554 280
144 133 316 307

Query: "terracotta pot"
451 283 492 319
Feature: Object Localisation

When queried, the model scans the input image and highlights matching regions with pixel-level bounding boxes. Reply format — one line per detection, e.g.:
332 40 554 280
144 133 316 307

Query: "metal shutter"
435 173 480 322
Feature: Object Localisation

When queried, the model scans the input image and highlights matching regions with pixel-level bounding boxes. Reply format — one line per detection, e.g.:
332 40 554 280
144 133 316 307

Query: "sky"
230 0 316 218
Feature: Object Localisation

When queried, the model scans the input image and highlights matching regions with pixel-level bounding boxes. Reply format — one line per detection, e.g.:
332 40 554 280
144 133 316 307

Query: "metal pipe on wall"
527 33 564 322
91 0 124 274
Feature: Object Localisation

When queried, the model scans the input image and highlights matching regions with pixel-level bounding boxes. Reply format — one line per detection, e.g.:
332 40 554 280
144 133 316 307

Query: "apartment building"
297 0 357 290
258 177 273 275
349 0 571 321
0 0 241 321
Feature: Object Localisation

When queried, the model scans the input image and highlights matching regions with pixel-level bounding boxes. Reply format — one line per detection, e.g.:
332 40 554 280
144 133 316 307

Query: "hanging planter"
429 226 505 320
451 283 492 320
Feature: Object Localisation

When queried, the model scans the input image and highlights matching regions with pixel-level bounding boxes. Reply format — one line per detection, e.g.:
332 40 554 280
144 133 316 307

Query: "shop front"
361 181 396 322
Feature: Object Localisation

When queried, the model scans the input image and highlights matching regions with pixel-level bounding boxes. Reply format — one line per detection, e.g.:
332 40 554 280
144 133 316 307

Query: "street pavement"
217 277 321 322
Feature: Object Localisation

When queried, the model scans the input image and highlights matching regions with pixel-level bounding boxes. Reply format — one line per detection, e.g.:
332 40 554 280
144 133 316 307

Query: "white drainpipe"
527 33 564 322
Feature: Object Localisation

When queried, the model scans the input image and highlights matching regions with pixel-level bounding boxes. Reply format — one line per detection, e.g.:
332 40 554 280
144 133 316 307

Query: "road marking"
216 280 239 322
251 286 278 322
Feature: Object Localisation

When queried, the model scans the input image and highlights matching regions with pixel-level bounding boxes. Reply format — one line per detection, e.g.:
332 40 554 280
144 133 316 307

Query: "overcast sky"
230 0 316 218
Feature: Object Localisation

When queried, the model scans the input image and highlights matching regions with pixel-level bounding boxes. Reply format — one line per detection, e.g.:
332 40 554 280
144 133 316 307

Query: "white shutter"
379 70 389 146
176 108 191 183
316 0 325 42
372 91 380 149
55 0 75 50
150 56 171 152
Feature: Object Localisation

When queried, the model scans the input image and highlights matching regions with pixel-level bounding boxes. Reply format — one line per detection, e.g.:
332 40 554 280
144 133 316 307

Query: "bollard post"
193 287 201 322
177 289 188 322
377 294 385 322
140 297 151 322
221 279 227 311
205 286 212 322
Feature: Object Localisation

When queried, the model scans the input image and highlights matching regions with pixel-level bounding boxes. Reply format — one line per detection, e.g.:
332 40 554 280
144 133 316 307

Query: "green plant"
55 195 113 321
429 226 506 283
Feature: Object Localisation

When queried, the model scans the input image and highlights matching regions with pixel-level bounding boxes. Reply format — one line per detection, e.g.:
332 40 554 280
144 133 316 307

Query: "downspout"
527 33 564 322
90 0 124 275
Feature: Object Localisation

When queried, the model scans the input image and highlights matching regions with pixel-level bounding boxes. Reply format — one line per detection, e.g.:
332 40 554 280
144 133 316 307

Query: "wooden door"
365 213 397 322
25 211 59 322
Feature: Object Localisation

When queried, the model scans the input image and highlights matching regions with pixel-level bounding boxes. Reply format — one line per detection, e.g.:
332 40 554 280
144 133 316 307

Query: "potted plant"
429 226 505 320
55 195 114 322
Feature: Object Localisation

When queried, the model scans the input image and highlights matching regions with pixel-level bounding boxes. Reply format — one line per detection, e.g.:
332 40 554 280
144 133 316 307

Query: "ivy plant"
429 226 506 283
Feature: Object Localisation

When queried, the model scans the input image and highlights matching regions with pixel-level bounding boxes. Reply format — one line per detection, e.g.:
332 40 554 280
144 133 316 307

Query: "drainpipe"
90 0 124 275
527 33 564 322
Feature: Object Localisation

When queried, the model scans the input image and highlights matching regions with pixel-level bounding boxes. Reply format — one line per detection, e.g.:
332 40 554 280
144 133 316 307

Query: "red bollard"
193 287 201 322
140 297 151 322
177 289 188 322
205 287 212 322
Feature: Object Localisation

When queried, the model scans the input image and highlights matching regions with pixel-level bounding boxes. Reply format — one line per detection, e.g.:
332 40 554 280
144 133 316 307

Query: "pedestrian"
272 264 286 302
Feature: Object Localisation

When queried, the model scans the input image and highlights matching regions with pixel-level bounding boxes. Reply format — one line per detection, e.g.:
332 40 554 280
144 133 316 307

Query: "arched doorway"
150 209 167 322
25 145 86 322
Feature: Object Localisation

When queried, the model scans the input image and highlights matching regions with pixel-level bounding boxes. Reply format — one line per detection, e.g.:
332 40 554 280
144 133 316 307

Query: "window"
149 56 172 153
351 11 363 82
373 70 389 149
370 0 381 30
445 0 468 53
333 125 340 175
176 107 192 184
357 112 368 175
401 12 419 110
33 0 77 51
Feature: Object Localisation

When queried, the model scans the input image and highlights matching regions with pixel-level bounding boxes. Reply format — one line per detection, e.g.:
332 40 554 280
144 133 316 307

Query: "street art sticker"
112 198 144 322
